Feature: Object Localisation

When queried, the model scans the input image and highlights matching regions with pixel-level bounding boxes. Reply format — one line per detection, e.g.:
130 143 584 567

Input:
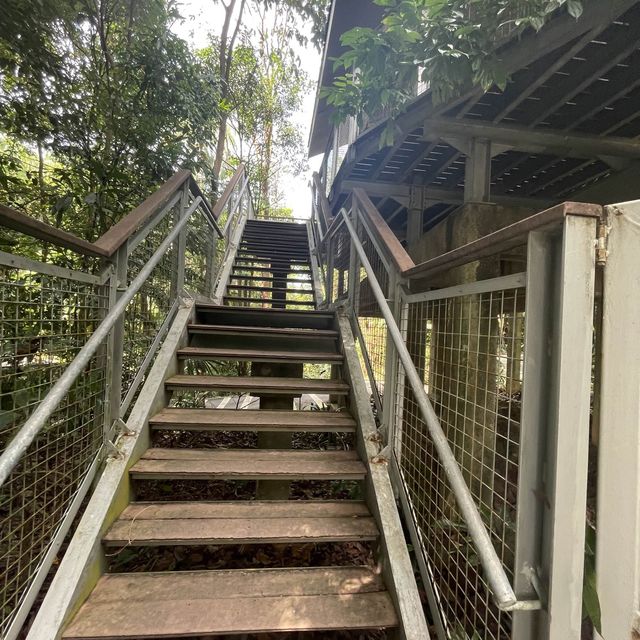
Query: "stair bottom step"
63 567 398 638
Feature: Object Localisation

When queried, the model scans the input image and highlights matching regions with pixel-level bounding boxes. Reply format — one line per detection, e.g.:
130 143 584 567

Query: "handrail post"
325 232 335 305
381 268 401 448
346 204 360 312
171 184 189 298
106 244 128 435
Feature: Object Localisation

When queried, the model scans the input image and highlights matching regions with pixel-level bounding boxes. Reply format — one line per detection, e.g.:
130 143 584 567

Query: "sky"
173 0 324 218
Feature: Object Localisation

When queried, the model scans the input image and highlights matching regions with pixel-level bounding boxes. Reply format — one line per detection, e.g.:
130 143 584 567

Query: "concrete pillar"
406 209 423 251
252 361 302 499
464 137 492 202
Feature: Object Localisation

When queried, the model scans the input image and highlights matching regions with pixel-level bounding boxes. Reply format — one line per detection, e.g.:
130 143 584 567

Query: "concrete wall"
408 202 536 288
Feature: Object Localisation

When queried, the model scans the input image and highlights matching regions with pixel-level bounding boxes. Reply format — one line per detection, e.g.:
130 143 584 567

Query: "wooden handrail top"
404 201 602 281
94 170 191 255
0 166 246 259
352 188 415 273
212 164 246 220
0 203 110 258
189 176 215 219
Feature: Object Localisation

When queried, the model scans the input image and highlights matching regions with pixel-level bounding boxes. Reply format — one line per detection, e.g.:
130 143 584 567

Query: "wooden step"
245 222 307 230
231 266 311 274
240 241 309 249
238 247 309 255
187 324 337 339
223 296 317 307
130 448 365 480
195 305 335 330
233 258 310 266
62 566 398 638
103 500 376 546
225 284 314 294
150 408 356 432
164 374 349 395
230 275 311 283
177 346 341 364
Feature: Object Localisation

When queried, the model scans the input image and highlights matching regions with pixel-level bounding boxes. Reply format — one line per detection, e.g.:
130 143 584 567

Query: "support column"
407 184 425 252
464 137 492 203
106 244 128 436
253 361 302 500
271 262 290 310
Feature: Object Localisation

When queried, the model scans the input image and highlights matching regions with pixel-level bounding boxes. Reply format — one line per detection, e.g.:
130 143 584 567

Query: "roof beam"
492 27 602 123
524 6 640 127
423 117 640 159
341 179 554 210
328 0 640 199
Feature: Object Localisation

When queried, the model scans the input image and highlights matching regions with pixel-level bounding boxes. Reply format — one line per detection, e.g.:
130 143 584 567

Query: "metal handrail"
0 197 202 487
0 166 249 259
324 205 542 612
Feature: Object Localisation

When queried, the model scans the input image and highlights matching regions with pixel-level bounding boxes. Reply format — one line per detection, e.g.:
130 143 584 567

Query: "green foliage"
201 9 311 216
322 0 584 130
0 0 220 239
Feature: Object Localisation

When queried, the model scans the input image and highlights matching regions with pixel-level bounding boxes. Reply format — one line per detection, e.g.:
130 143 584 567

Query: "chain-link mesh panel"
355 218 389 399
329 222 350 304
394 286 525 639
0 264 108 635
184 209 219 299
122 211 176 404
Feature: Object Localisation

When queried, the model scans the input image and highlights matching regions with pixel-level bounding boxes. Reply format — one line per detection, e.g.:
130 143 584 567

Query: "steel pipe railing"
334 207 541 612
0 197 202 487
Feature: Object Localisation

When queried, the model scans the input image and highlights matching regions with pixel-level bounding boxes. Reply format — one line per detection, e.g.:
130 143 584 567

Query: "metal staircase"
61 299 402 638
226 219 316 308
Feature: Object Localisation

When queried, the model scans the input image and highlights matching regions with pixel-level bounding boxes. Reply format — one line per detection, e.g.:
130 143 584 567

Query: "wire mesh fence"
121 210 177 406
0 258 109 636
328 221 351 304
393 285 525 640
184 208 218 299
0 167 249 635
355 216 390 400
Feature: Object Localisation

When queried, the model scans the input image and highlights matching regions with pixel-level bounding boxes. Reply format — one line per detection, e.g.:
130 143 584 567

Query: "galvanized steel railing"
309 187 601 640
0 165 251 638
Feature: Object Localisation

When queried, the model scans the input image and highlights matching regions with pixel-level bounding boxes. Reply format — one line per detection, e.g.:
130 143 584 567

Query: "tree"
200 6 309 214
207 0 328 197
0 0 220 239
322 0 584 133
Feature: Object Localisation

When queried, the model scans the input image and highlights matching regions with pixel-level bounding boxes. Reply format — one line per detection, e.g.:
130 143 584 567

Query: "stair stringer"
26 299 196 640
336 311 431 640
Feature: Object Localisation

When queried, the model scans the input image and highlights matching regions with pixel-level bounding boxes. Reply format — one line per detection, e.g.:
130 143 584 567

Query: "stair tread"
117 500 371 520
233 259 311 266
62 567 397 638
150 407 355 431
230 275 311 282
226 284 313 293
130 448 365 480
103 500 377 546
231 266 311 273
177 346 342 363
196 304 331 315
223 296 317 306
187 324 336 337
164 374 348 394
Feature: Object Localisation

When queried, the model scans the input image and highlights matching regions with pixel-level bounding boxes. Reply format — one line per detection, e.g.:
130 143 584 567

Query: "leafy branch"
322 0 584 129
